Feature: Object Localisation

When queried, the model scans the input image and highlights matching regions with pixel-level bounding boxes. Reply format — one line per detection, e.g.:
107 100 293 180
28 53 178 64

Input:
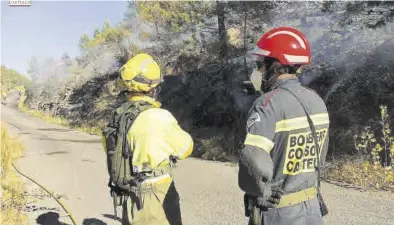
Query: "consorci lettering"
282 129 328 175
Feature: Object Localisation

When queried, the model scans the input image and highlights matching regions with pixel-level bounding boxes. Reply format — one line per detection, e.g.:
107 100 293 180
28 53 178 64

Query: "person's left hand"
255 179 284 209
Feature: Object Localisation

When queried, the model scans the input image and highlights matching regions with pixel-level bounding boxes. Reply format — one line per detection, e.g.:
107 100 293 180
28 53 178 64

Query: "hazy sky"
1 0 127 77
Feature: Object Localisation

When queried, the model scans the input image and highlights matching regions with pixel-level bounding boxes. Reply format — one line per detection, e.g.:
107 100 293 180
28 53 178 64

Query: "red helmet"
251 26 311 65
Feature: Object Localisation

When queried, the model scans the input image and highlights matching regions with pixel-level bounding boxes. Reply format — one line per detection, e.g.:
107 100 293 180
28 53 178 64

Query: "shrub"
325 105 394 191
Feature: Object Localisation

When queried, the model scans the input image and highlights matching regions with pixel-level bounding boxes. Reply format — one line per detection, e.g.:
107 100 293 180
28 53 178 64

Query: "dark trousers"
249 198 324 225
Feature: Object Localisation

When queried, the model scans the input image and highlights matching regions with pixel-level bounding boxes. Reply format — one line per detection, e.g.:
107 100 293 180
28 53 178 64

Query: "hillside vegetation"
1 66 31 101
14 1 394 186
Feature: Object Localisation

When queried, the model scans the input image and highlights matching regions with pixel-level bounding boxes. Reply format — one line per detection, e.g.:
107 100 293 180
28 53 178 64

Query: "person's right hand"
169 155 178 164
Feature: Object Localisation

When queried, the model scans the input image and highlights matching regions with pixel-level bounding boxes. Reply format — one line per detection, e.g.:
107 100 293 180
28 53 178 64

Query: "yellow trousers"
122 175 183 225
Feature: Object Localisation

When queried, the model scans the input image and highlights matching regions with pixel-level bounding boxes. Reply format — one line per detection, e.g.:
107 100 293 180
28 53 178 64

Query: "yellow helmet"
119 53 162 92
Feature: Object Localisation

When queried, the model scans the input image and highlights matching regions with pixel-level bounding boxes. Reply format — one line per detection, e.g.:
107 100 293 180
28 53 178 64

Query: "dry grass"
324 160 394 192
325 105 394 192
76 126 102 136
1 125 27 225
25 110 69 127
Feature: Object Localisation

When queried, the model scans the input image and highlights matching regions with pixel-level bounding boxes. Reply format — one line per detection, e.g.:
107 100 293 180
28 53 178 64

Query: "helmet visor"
248 53 265 63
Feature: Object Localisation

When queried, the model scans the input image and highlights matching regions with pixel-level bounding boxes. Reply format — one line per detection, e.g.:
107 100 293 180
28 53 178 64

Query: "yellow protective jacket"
105 95 194 173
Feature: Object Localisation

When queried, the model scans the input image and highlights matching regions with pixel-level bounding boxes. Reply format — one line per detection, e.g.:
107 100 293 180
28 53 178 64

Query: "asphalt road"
2 97 394 225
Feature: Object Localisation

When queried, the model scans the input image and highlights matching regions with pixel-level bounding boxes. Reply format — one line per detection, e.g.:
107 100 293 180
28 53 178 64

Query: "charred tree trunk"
216 1 228 67
154 21 159 35
243 1 248 73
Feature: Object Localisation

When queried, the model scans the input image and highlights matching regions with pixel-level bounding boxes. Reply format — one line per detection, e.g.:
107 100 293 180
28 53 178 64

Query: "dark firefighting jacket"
238 77 330 199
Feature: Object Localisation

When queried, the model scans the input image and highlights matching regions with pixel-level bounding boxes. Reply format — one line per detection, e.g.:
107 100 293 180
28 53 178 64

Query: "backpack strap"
117 101 155 157
279 87 329 216
279 87 322 190
107 101 156 213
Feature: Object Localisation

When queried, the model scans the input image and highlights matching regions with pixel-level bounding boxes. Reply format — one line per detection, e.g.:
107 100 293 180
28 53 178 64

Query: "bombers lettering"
289 130 326 147
283 129 328 175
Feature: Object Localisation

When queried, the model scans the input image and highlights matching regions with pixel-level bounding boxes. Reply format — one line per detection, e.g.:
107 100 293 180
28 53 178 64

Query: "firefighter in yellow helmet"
102 53 193 225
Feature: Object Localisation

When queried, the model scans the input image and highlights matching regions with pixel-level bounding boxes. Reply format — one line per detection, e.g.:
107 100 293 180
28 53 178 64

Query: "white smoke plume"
257 1 394 100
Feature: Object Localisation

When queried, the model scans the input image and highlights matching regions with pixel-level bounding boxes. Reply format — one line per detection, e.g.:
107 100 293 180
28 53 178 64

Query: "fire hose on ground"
4 117 79 225
12 162 80 225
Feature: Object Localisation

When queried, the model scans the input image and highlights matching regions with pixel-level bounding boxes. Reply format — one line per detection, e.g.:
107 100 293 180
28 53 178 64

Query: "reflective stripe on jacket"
239 77 330 196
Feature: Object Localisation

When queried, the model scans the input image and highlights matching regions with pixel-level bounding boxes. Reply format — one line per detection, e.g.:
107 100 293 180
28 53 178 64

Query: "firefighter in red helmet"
238 27 330 225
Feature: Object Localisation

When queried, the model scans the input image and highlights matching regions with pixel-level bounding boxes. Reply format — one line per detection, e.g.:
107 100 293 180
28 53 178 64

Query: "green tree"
93 29 101 38
102 21 111 31
27 57 40 82
79 22 130 50
135 1 211 34
79 33 90 50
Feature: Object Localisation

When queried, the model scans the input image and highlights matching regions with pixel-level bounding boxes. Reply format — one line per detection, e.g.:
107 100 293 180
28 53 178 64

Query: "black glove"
255 179 284 209
169 155 178 164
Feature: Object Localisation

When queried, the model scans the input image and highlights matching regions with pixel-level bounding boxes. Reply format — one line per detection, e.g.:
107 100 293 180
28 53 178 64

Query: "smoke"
120 2 157 52
28 57 69 97
119 2 208 71
260 1 394 92
81 45 121 79
29 1 394 105
27 2 138 101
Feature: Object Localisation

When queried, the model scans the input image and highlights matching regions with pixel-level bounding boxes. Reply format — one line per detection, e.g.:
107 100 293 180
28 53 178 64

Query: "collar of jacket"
127 94 162 108
270 76 301 91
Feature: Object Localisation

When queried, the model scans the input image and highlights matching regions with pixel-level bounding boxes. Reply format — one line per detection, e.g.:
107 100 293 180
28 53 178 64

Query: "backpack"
102 101 153 191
